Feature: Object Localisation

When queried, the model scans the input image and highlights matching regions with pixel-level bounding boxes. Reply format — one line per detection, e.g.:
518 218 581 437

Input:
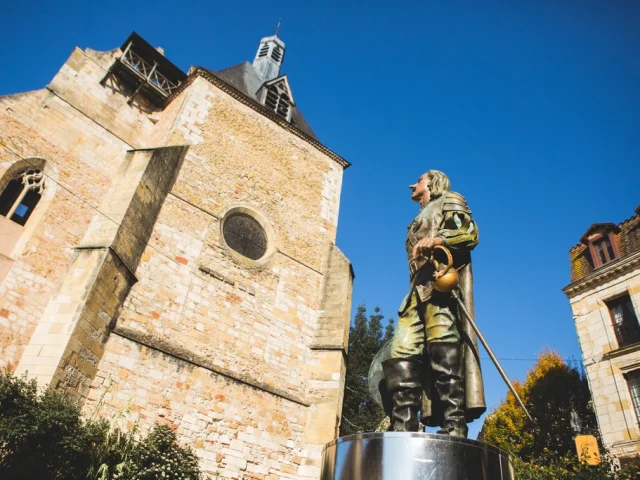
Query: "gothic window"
0 168 46 226
223 213 267 260
607 294 640 349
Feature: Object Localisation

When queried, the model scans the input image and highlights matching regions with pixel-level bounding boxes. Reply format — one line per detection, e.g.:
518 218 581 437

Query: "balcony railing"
119 42 181 98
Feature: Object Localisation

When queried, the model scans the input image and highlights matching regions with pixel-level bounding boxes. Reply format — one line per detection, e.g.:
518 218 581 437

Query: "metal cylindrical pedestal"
321 432 514 480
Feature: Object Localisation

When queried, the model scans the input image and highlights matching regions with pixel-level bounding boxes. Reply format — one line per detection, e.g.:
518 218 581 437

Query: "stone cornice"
563 251 640 298
165 68 350 169
611 438 640 450
602 342 640 361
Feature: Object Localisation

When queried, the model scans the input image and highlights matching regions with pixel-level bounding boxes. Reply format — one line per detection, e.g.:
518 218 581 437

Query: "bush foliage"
116 425 203 480
0 370 206 480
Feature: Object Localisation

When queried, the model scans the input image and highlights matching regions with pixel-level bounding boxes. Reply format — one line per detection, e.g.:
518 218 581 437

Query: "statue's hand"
412 237 443 259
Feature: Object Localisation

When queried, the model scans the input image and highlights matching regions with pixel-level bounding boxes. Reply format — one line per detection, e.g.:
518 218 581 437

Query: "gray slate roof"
207 62 317 140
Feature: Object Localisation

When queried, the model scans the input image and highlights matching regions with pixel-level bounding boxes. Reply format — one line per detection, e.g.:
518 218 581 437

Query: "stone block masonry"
2 34 352 479
86 333 315 479
15 146 188 401
564 207 640 459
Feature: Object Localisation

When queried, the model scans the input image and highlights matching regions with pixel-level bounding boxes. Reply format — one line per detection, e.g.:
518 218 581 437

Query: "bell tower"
252 35 285 82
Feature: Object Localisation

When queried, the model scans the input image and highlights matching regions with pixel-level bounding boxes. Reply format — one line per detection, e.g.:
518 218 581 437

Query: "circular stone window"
222 213 268 260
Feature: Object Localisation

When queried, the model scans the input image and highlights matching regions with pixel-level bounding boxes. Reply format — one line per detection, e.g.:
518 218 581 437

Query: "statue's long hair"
426 170 451 198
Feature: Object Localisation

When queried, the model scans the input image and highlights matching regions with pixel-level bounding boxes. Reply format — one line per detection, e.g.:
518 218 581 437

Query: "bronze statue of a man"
382 170 486 437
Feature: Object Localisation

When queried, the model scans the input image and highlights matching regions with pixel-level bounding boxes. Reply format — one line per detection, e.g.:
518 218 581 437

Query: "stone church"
0 31 353 478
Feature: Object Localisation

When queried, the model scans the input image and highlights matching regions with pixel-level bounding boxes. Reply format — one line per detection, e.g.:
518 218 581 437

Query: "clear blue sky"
2 1 639 439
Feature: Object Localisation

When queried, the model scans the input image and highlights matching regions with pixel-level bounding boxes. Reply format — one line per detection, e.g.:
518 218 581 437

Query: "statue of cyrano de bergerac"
372 170 486 438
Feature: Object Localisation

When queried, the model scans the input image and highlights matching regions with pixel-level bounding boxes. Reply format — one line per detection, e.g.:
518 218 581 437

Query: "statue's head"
424 170 450 199
410 170 450 206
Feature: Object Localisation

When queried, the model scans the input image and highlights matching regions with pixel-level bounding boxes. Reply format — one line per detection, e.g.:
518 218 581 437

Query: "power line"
481 357 537 362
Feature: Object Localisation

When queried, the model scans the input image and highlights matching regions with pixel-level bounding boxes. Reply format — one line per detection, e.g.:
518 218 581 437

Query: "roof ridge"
569 209 639 252
164 68 349 169
618 212 639 228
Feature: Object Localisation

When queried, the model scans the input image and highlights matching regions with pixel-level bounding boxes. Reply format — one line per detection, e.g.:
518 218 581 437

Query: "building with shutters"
563 205 640 459
0 31 353 478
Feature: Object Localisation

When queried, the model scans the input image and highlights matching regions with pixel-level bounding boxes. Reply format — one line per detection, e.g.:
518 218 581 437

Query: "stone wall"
14 146 188 400
0 41 184 370
83 75 351 476
0 81 131 369
567 267 640 456
86 333 311 479
3 37 352 479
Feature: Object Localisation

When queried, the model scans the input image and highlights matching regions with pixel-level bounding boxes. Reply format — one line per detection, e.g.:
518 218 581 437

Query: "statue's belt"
409 258 428 278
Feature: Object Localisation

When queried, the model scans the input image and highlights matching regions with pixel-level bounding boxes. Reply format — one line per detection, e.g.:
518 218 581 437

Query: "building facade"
564 205 640 459
0 32 353 478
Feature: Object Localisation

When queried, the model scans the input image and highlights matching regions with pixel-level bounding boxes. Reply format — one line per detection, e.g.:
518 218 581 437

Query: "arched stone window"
0 158 56 260
0 168 46 226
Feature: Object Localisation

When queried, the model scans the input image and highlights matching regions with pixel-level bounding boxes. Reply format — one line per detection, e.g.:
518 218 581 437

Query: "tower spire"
252 33 285 82
275 18 281 37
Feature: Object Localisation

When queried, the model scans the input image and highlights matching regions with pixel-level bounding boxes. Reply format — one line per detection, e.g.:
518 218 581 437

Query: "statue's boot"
428 342 468 438
382 358 422 432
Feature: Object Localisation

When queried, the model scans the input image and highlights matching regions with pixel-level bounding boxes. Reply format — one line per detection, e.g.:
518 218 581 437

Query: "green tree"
481 350 596 461
481 351 640 479
340 304 394 436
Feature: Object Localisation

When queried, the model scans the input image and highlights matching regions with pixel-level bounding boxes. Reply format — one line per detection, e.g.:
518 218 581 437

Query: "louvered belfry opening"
258 44 269 58
265 86 279 111
264 84 291 121
252 35 285 83
277 93 290 118
271 45 282 62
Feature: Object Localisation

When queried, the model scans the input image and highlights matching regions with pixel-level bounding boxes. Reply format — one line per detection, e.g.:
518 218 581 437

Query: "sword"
451 288 535 425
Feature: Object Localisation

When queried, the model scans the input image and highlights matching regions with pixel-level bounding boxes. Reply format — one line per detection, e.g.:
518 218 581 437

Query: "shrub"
116 424 204 480
0 370 206 480
513 453 640 480
0 370 95 479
